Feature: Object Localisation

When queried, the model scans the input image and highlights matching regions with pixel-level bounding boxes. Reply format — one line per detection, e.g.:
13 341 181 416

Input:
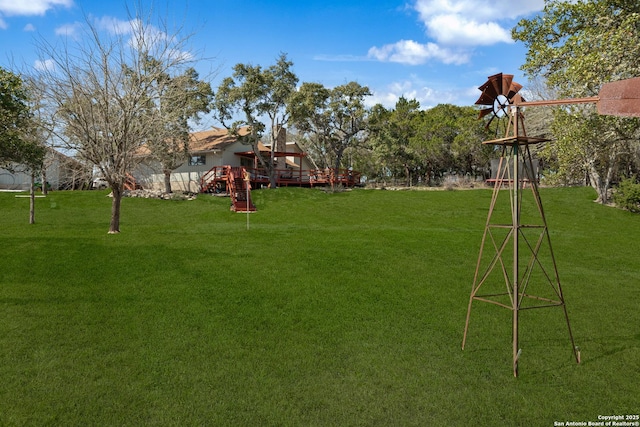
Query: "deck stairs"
226 166 256 212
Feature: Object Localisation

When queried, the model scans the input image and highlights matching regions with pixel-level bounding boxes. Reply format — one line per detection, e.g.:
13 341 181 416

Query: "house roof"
136 127 252 156
189 127 252 153
46 147 86 167
138 126 301 157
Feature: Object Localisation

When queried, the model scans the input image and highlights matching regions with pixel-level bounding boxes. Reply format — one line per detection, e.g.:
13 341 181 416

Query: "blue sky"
0 0 544 128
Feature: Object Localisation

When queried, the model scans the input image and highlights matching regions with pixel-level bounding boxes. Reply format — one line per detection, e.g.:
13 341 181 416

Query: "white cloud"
55 22 81 37
366 0 544 66
425 14 512 46
0 0 73 16
0 16 6 30
94 16 170 47
368 39 470 65
23 23 36 31
34 58 56 72
414 0 543 24
413 0 543 47
167 49 194 63
94 16 136 35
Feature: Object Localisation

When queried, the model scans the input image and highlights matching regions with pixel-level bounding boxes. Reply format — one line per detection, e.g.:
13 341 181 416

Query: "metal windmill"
461 72 640 376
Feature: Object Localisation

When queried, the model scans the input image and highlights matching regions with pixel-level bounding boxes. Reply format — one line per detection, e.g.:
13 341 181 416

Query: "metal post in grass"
244 169 251 230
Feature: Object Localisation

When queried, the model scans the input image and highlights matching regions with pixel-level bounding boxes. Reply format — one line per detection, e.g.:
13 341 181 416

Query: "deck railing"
200 166 360 192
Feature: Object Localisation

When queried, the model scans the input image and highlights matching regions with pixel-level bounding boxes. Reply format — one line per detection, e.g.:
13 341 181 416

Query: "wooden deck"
200 166 361 193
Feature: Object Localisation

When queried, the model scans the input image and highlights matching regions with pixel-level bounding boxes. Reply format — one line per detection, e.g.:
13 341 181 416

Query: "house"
135 127 255 192
135 127 358 192
0 148 91 191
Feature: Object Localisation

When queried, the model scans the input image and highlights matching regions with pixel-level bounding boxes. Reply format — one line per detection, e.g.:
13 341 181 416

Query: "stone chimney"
273 125 286 153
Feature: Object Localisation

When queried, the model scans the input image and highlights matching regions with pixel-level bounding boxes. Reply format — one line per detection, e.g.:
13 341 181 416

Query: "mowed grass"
0 186 638 426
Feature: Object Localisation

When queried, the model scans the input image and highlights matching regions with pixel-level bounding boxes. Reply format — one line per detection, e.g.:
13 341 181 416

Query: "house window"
189 155 206 166
240 157 253 169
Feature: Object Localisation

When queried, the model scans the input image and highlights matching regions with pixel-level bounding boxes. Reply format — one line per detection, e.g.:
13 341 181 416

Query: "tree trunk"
268 167 277 189
270 131 277 188
253 142 277 188
109 184 123 234
334 150 344 172
585 148 617 205
425 165 433 186
332 149 345 190
163 170 172 193
41 169 48 196
29 173 36 224
586 163 608 204
257 154 277 189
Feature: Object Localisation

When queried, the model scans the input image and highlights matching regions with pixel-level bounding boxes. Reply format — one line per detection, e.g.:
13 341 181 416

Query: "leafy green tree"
0 67 31 168
212 53 298 188
547 109 637 195
288 82 332 168
409 104 489 185
364 101 490 186
261 54 298 173
367 98 421 185
0 68 46 223
411 104 456 185
513 0 640 203
447 106 493 178
326 82 371 173
289 81 370 187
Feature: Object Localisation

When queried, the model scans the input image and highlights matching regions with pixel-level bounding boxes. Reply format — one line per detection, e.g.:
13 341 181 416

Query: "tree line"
2 0 640 233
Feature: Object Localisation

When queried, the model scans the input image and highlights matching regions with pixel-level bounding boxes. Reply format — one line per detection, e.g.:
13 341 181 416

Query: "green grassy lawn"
1 187 638 426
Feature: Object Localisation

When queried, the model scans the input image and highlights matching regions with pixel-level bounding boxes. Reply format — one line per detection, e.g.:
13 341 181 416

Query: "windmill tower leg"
512 143 520 377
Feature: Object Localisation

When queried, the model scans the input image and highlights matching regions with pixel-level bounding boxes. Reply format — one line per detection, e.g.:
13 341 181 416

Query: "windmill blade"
484 113 496 130
489 73 503 98
476 90 498 106
500 74 514 96
477 107 493 119
506 82 523 100
477 74 498 93
476 75 501 106
511 93 526 104
476 73 503 105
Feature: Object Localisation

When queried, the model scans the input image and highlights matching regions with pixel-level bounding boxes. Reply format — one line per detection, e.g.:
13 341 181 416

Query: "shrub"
613 176 640 213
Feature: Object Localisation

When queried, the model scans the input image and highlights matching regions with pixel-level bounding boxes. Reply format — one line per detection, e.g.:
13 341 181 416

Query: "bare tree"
34 6 202 233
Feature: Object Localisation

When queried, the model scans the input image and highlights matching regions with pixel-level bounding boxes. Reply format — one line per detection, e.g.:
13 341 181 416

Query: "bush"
613 176 640 213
